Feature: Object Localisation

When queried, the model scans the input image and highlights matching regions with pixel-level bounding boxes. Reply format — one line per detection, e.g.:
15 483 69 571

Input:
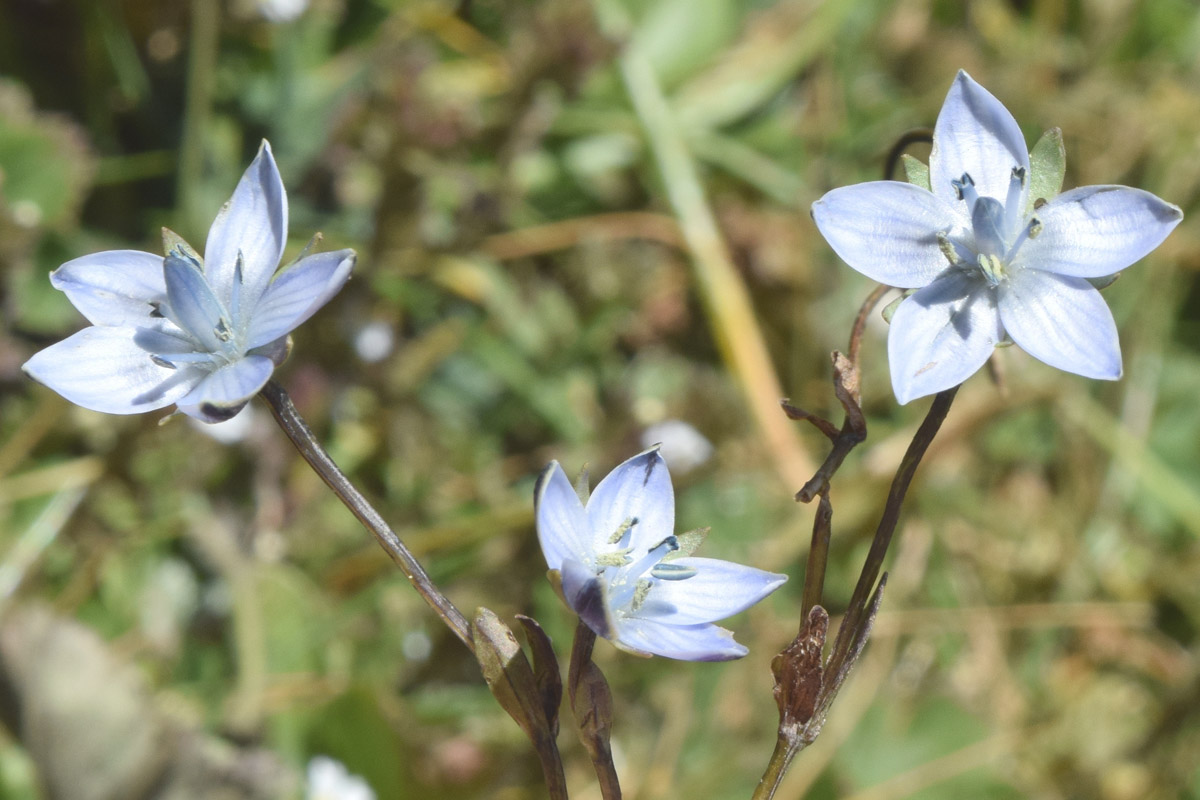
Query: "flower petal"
1018 186 1183 278
163 251 230 352
998 269 1121 379
929 71 1029 207
22 326 201 414
586 447 675 553
535 462 592 571
811 181 960 287
175 354 275 422
610 618 747 661
49 250 166 326
639 558 786 625
204 141 287 311
245 249 355 349
888 269 1003 404
560 558 611 639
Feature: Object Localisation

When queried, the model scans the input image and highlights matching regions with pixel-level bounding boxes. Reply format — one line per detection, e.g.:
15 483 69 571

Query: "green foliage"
1 0 1198 798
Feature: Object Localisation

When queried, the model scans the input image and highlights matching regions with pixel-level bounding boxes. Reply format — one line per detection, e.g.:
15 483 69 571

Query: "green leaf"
1027 127 1066 211
901 154 931 191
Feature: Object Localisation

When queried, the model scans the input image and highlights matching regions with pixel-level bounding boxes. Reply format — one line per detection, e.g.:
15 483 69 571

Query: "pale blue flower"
23 141 355 423
812 71 1183 404
536 447 787 661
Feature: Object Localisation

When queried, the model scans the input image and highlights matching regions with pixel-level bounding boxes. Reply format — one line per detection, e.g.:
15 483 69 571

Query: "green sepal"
881 289 917 324
901 154 931 191
662 527 709 561
1087 272 1121 290
1027 128 1065 212
574 465 590 505
161 227 202 265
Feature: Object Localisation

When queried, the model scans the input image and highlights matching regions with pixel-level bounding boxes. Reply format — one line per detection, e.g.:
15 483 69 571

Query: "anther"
214 318 234 343
937 232 960 265
650 562 698 581
150 355 177 370
609 516 638 545
1010 166 1027 186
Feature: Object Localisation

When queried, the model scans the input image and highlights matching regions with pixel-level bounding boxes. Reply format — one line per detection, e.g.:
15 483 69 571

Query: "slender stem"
751 736 795 800
847 284 890 370
569 622 621 800
799 491 832 620
883 128 934 181
825 386 957 677
258 381 473 649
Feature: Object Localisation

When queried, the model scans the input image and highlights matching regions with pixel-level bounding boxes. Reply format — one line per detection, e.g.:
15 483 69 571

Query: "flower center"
606 535 696 613
941 168 1043 287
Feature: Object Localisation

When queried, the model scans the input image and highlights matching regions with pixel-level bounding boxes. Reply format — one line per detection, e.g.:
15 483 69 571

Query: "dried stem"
258 381 473 649
823 386 957 682
569 622 621 800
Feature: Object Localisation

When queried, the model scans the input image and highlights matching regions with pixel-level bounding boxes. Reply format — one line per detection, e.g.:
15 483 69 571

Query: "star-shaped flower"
535 447 787 661
23 141 355 422
812 70 1183 404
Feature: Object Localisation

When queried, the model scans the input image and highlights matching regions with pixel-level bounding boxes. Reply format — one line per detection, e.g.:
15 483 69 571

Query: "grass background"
1 0 1199 798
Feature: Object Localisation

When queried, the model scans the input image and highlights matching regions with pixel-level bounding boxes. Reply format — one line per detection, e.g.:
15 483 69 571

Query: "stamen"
596 548 634 568
214 318 234 343
1003 216 1043 264
977 253 1005 285
630 579 653 611
150 355 177 370
951 173 978 209
607 536 679 610
650 562 698 581
1004 166 1027 237
937 232 960 266
608 516 638 545
148 301 165 319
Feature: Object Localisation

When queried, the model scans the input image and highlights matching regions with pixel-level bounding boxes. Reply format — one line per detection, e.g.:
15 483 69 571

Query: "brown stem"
824 386 958 679
258 381 473 649
568 622 621 800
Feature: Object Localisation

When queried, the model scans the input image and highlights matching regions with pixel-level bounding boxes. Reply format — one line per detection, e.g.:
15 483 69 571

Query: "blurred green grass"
1 0 1199 798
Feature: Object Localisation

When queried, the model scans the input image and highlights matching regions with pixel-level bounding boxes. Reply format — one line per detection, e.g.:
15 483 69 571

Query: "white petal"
811 181 959 288
163 252 229 352
639 558 786 625
535 463 592 571
560 558 610 638
998 269 1121 379
1019 186 1183 278
888 269 1003 404
175 355 275 421
929 71 1029 207
22 326 201 414
204 141 287 311
610 617 747 661
586 447 675 554
246 249 355 349
50 250 166 326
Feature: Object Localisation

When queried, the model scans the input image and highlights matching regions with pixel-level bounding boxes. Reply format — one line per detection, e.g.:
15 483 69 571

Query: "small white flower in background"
23 141 355 423
640 419 713 473
353 320 395 363
257 0 308 23
536 447 787 661
306 756 375 800
812 70 1182 404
